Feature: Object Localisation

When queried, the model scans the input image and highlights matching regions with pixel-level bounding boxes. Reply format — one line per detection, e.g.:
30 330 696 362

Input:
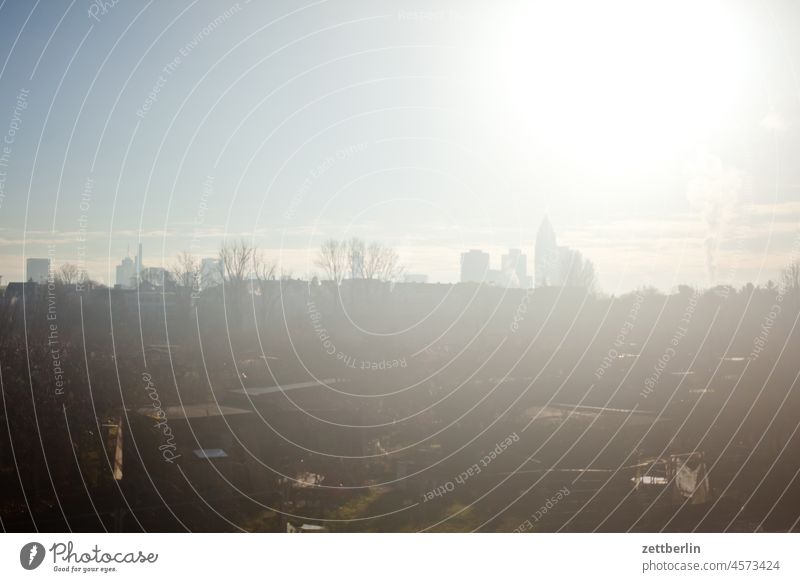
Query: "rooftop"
228 378 346 397
136 403 252 420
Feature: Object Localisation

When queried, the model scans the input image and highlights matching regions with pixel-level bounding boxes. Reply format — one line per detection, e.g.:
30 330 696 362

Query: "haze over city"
1 0 799 292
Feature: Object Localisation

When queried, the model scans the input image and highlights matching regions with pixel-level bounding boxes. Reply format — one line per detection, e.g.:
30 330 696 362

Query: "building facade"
460 249 490 283
116 256 135 288
26 258 50 284
535 217 561 287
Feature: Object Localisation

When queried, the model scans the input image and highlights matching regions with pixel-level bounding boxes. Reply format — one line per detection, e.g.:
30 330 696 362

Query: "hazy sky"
0 0 799 292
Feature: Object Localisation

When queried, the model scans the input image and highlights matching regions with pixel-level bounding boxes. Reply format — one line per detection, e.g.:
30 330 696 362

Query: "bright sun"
464 0 753 171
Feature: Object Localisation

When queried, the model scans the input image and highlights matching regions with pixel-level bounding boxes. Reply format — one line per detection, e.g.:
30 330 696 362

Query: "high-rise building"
140 266 169 287
350 251 364 280
460 249 490 283
558 246 576 285
534 218 595 289
534 217 560 287
501 248 528 288
26 258 50 284
201 257 223 289
135 243 143 282
115 256 135 288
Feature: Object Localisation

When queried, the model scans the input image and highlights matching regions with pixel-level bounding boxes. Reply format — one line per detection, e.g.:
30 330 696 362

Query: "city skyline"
12 221 586 291
8 207 795 294
3 0 800 546
0 1 799 293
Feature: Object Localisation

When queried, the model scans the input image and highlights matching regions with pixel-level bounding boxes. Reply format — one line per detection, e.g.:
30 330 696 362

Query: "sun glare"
468 0 753 171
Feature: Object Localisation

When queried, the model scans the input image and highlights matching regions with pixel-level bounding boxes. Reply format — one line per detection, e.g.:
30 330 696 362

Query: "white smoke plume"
687 149 742 285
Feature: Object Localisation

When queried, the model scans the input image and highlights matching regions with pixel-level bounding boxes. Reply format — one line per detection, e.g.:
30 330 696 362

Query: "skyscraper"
460 249 490 283
534 217 560 287
135 243 143 283
534 217 596 290
115 256 135 288
201 257 223 289
501 248 528 288
26 258 50 284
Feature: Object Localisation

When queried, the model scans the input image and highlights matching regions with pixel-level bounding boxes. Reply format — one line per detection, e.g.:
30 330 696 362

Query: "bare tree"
363 241 403 281
171 251 200 293
200 259 223 290
250 250 278 325
315 238 403 282
57 263 80 286
139 267 172 288
347 237 366 279
781 261 800 310
218 240 258 331
314 238 348 282
219 239 256 289
76 269 91 289
781 261 800 294
251 250 277 290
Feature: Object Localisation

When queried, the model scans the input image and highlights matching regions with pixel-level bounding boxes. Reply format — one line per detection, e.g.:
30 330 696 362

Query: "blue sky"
1 0 799 292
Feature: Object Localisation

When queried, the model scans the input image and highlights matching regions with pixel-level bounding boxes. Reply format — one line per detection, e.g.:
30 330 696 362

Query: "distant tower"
116 256 135 288
460 249 490 283
501 248 528 288
200 257 223 289
534 217 559 287
135 243 143 282
26 258 51 284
